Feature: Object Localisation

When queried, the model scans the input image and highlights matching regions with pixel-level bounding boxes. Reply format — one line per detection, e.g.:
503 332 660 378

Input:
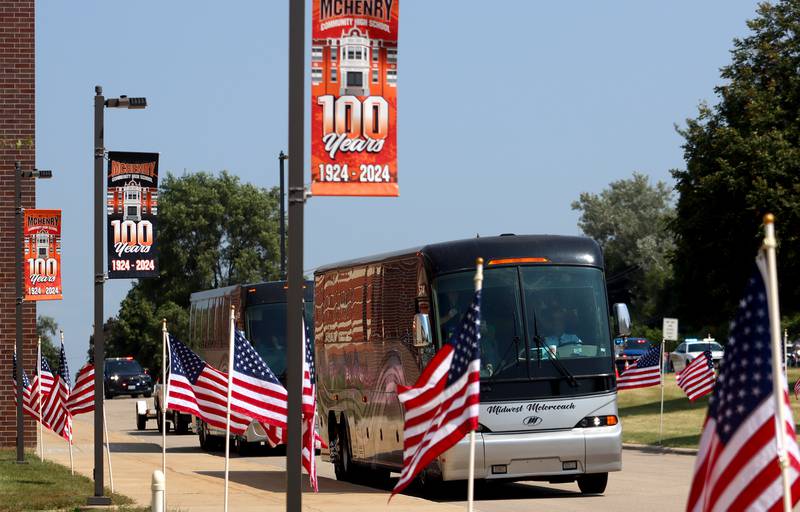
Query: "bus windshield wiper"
531 308 578 388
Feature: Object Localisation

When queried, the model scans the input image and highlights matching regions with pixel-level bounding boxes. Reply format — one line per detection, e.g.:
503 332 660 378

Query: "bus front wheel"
332 422 356 482
577 473 608 494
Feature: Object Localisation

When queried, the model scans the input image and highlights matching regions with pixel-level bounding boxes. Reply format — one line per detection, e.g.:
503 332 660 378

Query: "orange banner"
310 0 399 197
23 209 62 301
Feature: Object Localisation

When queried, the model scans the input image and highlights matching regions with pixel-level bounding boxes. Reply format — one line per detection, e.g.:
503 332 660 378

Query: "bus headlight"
575 415 618 428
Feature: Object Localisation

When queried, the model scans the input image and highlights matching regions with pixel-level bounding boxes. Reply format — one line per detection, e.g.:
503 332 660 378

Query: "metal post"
89 85 111 505
279 151 287 280
15 160 25 464
286 0 305 509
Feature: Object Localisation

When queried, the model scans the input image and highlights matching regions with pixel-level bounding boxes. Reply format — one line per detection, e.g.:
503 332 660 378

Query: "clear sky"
35 1 761 374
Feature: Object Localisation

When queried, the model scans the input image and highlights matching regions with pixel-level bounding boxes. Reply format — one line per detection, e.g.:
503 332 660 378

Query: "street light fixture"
89 85 147 506
15 161 54 464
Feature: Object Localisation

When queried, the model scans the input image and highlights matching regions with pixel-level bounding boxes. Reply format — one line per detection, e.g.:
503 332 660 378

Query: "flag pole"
467 257 484 512
763 213 792 512
658 337 665 445
61 331 74 475
102 384 115 493
224 305 235 512
37 337 43 460
161 318 168 512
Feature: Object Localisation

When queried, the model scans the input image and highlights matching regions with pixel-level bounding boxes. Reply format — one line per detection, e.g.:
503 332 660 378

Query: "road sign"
663 318 679 341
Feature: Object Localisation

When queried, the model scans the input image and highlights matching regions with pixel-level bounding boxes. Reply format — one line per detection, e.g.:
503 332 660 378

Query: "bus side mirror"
613 303 632 337
413 313 432 348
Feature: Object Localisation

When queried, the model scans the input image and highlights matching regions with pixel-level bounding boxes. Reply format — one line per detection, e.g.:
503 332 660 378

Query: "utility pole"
286 0 305 509
14 161 24 464
279 151 287 280
90 86 110 505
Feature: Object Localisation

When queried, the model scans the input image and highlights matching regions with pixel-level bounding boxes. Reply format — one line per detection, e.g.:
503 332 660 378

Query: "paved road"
75 397 697 511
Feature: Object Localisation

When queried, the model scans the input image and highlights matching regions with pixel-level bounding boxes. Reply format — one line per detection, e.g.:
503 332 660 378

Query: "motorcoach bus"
189 280 313 452
314 234 630 494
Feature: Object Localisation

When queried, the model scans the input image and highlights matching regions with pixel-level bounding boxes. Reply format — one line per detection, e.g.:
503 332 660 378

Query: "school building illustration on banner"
106 180 158 222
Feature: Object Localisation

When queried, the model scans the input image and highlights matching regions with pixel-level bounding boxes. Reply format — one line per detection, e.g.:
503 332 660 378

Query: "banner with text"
107 151 159 278
311 0 399 196
24 209 62 301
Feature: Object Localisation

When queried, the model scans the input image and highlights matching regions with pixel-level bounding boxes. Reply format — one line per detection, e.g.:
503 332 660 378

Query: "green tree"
671 0 800 334
107 171 282 371
571 172 675 327
36 315 60 365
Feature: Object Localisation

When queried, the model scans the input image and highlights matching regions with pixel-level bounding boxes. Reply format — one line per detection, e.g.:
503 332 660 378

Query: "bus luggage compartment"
438 424 621 481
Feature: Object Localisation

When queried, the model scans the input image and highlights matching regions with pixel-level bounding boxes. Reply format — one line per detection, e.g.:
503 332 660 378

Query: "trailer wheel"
156 407 170 434
577 473 608 494
136 413 147 431
175 415 190 434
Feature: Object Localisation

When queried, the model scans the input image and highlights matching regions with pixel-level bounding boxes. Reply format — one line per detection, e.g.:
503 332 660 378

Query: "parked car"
669 338 724 374
615 337 656 374
104 357 153 399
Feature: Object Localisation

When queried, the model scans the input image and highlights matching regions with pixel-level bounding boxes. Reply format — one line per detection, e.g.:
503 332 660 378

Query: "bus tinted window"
521 266 611 365
246 303 289 378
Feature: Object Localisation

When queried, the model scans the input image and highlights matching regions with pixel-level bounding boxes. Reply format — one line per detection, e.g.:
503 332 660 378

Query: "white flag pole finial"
467 257 484 512
763 213 792 512
161 318 168 512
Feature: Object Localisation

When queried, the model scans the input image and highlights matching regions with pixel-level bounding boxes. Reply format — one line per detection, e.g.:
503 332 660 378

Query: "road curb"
623 443 698 456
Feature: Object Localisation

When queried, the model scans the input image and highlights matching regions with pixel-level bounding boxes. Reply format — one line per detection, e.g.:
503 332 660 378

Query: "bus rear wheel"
332 422 357 482
577 473 608 494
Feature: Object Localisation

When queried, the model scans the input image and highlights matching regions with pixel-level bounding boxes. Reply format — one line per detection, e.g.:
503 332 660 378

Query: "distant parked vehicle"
614 337 656 374
104 357 153 399
669 338 724 374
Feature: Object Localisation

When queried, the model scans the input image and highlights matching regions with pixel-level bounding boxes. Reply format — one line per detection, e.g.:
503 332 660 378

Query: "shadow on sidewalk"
196 470 384 495
405 480 586 503
108 442 207 455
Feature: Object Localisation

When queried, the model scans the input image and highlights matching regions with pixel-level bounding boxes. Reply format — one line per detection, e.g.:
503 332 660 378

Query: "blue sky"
36 1 761 373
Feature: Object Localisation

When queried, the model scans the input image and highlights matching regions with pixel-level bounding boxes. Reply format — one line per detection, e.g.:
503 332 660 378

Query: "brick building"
0 0 36 448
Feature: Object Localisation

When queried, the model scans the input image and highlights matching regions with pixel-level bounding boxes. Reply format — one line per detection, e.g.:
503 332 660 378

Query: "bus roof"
315 234 603 276
190 280 314 306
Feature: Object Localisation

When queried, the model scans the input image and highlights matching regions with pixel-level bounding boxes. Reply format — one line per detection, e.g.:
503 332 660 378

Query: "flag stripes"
66 364 95 416
617 346 661 390
676 351 715 402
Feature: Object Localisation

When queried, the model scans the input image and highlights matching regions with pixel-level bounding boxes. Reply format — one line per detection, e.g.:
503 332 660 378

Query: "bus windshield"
433 266 612 383
245 302 314 380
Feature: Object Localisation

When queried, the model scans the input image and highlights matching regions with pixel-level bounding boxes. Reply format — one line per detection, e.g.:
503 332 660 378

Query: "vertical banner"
311 0 399 197
107 151 159 278
24 209 62 301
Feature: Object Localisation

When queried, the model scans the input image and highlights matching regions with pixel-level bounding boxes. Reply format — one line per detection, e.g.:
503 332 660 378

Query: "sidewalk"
40 412 461 512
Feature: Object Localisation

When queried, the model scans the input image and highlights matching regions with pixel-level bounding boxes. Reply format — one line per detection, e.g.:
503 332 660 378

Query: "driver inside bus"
543 303 582 356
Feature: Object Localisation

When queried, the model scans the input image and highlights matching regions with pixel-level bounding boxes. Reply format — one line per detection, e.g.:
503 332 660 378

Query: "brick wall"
0 0 36 448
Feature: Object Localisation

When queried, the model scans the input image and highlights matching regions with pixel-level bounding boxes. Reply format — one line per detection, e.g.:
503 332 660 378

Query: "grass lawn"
617 367 800 448
0 449 146 512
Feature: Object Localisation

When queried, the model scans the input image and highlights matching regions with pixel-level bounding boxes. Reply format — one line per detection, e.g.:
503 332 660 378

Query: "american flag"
302 319 321 491
794 377 800 400
12 352 39 419
392 289 482 496
165 334 252 434
676 350 715 402
66 364 95 416
41 342 72 442
617 346 662 390
36 355 54 396
686 262 800 511
230 330 288 431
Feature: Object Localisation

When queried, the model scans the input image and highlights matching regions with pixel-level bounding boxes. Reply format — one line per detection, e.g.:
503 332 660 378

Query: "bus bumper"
438 424 622 481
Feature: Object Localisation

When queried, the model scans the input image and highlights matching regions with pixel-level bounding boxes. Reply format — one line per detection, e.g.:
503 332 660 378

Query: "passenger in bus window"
438 290 463 341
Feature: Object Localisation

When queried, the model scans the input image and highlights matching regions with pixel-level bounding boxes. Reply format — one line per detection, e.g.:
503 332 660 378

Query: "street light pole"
89 85 147 505
90 85 111 505
286 0 305 509
14 161 24 464
279 151 287 280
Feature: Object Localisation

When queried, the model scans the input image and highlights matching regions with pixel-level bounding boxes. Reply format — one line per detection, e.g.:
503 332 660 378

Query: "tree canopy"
36 315 60 366
671 0 800 333
102 171 283 371
572 172 675 326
